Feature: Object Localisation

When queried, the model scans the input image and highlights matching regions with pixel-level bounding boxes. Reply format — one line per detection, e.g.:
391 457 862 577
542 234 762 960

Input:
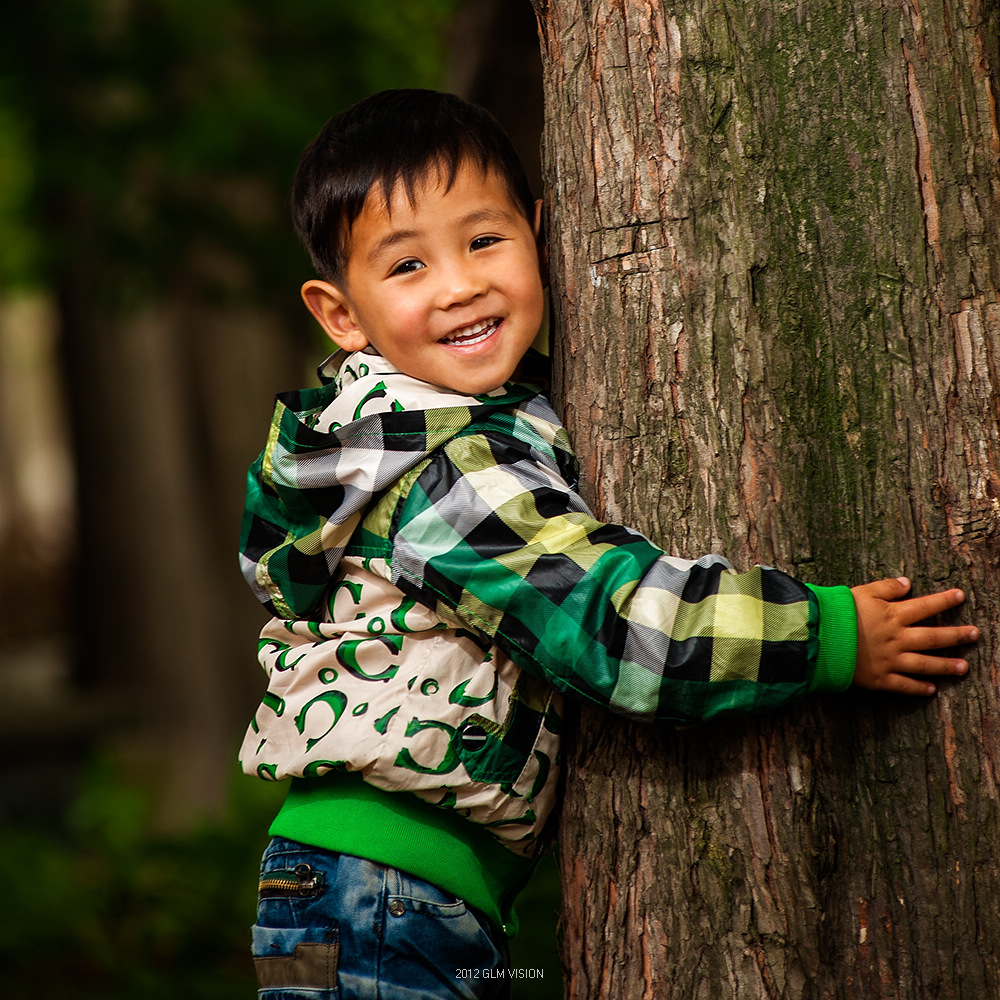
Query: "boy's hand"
851 577 978 695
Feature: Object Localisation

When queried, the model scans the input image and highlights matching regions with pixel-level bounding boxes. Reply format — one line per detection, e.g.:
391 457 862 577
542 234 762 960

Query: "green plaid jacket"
241 349 856 730
239 350 856 858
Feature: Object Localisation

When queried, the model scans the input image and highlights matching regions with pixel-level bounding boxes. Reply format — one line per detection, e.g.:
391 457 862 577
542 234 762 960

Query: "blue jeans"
251 837 511 1000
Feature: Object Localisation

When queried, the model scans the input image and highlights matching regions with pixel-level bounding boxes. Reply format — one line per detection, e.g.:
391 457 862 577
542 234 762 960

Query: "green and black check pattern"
240 354 543 619
388 420 819 725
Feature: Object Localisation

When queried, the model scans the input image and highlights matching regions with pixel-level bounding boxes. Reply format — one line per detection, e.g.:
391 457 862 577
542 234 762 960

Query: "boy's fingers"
903 625 979 650
855 577 911 601
896 588 966 624
881 672 938 696
895 652 969 676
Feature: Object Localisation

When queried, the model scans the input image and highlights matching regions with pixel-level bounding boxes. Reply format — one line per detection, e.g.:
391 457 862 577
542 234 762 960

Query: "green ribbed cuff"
805 584 858 692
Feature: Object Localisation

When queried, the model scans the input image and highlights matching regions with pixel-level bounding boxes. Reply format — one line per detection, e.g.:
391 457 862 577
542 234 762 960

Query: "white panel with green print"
240 556 563 858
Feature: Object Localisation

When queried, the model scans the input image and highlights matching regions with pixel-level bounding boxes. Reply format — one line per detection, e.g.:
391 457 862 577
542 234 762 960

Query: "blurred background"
0 2 560 996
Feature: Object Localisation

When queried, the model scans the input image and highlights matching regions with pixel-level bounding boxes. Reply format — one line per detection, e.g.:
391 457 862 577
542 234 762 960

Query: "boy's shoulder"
241 348 572 619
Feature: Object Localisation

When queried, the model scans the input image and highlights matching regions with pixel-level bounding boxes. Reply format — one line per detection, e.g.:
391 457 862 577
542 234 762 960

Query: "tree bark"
535 1 1000 996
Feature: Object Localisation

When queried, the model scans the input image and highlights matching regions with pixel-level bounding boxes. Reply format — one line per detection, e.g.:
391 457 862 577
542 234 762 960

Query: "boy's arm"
387 429 973 724
389 433 823 724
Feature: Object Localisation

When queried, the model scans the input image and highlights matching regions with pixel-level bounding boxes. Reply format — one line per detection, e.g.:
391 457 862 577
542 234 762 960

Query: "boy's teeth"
445 319 498 344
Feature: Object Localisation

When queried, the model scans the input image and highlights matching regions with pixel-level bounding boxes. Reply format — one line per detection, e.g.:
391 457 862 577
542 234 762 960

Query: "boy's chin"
446 379 506 396
437 366 517 397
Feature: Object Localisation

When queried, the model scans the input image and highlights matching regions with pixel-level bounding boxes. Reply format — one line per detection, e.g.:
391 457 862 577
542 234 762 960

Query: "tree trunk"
535 1 1000 996
55 249 301 826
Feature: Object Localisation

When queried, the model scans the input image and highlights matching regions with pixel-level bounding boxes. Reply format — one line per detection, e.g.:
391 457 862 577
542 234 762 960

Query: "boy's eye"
390 259 424 276
470 235 503 251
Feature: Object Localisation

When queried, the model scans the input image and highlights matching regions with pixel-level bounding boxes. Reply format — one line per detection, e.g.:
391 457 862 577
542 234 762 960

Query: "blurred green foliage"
0 0 457 303
0 760 282 999
0 760 562 999
510 851 565 996
0 94 39 289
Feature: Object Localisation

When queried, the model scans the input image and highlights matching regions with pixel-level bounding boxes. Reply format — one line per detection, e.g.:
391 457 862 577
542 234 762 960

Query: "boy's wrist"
805 584 858 692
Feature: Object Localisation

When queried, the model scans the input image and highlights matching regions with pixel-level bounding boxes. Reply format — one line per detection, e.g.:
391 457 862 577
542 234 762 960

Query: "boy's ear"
300 279 370 352
532 199 549 289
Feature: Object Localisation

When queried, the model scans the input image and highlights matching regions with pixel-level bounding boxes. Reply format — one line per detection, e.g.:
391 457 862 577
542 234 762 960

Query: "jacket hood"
239 349 548 619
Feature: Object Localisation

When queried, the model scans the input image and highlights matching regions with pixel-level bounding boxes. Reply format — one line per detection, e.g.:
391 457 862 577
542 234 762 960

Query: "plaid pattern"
242 348 826 728
240 350 544 619
239 349 851 856
388 428 820 725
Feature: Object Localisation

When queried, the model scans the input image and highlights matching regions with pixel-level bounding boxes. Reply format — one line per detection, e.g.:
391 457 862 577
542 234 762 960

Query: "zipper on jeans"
259 863 324 898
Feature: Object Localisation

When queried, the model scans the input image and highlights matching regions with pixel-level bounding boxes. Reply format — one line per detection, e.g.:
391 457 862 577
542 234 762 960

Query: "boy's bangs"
293 90 535 283
368 151 499 218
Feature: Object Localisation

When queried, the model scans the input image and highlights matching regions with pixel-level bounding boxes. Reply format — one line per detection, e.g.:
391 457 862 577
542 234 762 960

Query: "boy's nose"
437 263 487 308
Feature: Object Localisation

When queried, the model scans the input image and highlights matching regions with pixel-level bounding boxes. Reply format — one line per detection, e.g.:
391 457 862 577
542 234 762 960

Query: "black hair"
291 89 536 284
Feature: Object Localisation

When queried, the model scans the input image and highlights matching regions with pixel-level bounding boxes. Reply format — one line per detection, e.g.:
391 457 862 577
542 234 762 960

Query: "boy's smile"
302 162 546 396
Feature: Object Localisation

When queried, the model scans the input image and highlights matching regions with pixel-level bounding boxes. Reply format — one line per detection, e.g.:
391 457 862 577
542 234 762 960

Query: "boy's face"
302 162 545 396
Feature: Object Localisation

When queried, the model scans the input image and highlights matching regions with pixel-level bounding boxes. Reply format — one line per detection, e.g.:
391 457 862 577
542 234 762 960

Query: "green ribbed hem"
805 584 858 692
269 774 534 937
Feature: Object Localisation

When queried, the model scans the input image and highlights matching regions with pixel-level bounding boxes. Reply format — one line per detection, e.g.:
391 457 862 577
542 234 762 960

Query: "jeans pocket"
251 923 340 999
390 869 468 916
379 903 508 1000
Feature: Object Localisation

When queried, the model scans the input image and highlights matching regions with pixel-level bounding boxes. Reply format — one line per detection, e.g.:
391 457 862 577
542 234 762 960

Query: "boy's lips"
441 318 501 347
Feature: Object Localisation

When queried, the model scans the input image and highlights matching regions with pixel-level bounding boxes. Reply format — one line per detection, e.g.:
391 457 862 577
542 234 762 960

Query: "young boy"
239 89 977 1000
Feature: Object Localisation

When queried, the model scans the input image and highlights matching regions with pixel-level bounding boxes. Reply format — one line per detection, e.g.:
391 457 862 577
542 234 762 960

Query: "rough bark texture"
535 1 1000 997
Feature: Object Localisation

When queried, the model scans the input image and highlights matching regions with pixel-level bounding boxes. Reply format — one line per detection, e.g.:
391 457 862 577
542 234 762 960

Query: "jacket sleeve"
387 427 857 725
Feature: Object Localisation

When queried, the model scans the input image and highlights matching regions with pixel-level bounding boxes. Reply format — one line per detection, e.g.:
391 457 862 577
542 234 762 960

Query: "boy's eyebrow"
459 207 518 228
365 208 520 265
367 229 420 264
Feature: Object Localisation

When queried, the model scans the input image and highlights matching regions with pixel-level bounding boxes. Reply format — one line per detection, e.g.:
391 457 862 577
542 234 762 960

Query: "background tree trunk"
1 0 460 829
535 1 1000 996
